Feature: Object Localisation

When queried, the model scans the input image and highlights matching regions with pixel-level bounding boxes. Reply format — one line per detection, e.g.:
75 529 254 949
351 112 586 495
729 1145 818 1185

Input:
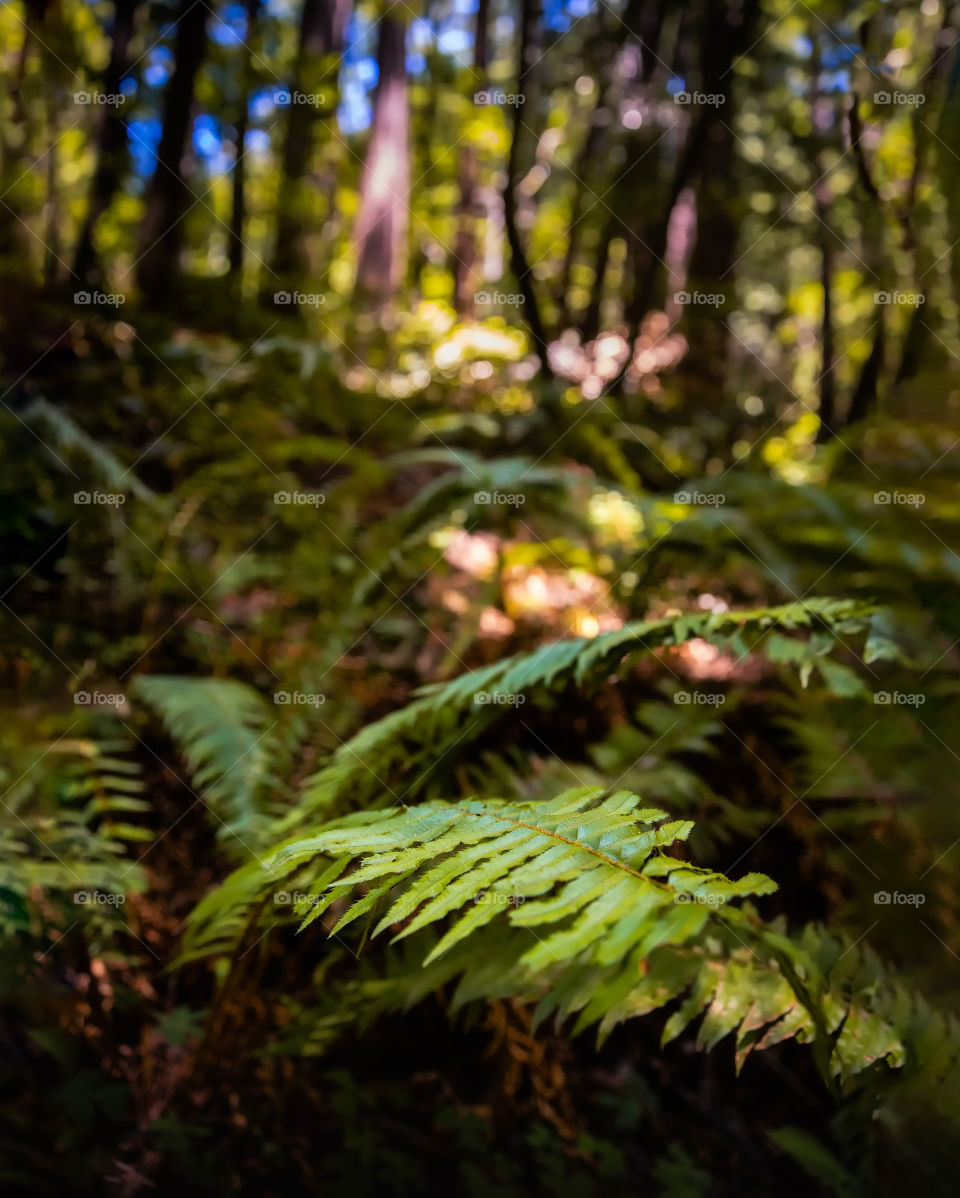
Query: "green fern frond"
132 676 275 845
289 598 872 821
23 397 154 501
185 783 911 1084
0 726 148 902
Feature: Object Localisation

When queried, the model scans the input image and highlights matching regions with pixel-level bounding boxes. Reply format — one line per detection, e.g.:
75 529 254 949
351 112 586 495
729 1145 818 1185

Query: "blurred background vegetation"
2 0 960 1193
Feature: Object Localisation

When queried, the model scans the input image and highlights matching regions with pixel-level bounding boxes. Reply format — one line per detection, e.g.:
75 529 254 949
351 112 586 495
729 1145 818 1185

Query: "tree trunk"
74 0 138 286
453 0 490 316
502 0 551 375
135 0 209 300
646 0 760 403
228 0 260 278
273 0 349 280
353 7 409 304
816 193 837 442
579 214 613 344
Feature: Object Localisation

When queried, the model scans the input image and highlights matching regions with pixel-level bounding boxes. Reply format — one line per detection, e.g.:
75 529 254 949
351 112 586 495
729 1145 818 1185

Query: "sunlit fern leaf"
286 598 873 824
222 785 908 1084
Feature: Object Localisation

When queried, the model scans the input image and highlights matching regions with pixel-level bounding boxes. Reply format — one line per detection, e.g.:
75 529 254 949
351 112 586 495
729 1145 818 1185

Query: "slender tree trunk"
354 6 409 303
846 319 884 427
273 0 349 280
841 87 886 429
42 93 60 288
503 0 551 375
612 134 697 391
228 0 259 278
556 0 662 329
579 214 613 344
638 0 760 402
74 0 138 286
135 0 209 300
228 103 249 278
808 41 836 443
453 0 490 316
816 193 837 442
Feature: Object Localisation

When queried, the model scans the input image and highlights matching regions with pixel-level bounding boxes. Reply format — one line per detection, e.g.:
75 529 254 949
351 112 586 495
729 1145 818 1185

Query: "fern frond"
185 784 910 1084
132 676 275 845
23 397 153 500
0 725 148 903
289 598 872 821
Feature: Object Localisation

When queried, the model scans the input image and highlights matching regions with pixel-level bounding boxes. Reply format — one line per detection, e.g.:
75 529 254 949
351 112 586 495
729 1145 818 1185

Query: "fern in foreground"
187 785 907 1086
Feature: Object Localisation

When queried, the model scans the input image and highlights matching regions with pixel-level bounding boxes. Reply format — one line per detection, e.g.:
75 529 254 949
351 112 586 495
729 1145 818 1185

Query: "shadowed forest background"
2 0 960 1193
